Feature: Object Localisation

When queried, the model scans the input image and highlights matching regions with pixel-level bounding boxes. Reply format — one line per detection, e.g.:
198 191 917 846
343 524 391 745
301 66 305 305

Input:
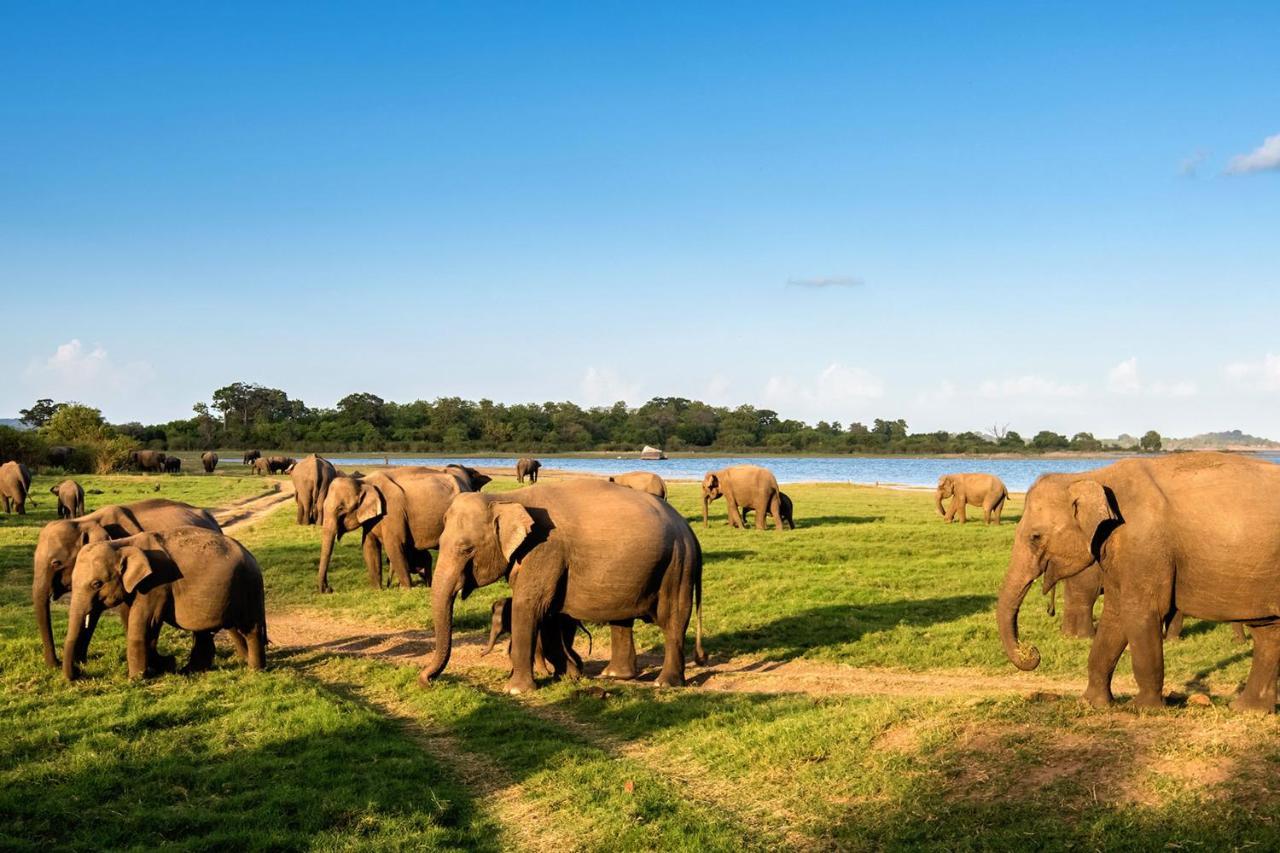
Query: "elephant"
163 456 182 473
997 452 1280 713
936 473 1008 525
316 467 477 593
267 456 296 474
201 451 219 473
1 460 32 514
50 479 85 519
291 454 337 525
482 596 592 677
250 457 272 475
47 445 75 468
443 464 491 491
607 471 667 500
32 498 221 669
243 449 262 466
418 479 706 694
129 450 167 473
62 527 266 681
516 458 541 483
741 491 795 530
701 465 784 531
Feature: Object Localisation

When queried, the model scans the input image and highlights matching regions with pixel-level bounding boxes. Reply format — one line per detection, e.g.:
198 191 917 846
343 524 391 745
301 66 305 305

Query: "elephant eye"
91 580 103 589
1029 532 1044 545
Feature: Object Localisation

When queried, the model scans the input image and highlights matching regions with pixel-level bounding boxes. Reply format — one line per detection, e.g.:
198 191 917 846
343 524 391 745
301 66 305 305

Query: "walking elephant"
243 450 261 466
62 527 266 681
607 471 667 500
998 452 1280 713
936 473 1008 525
32 499 221 669
1 460 32 514
291 454 337 525
741 491 795 530
482 596 591 677
702 465 784 531
516 458 541 483
418 479 705 694
201 451 219 473
50 479 85 519
316 467 477 593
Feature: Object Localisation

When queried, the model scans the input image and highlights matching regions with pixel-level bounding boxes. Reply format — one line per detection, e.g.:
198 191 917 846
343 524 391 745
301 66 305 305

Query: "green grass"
4 475 1280 850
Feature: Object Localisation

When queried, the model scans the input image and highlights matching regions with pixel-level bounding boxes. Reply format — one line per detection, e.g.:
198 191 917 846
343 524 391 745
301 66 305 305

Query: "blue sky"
3 3 1278 437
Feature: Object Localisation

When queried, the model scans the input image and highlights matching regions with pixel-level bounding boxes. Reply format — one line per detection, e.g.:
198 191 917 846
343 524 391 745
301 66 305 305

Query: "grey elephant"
63 527 266 680
129 450 167 473
1 460 32 514
50 479 85 519
243 449 261 466
201 451 219 473
607 471 667 500
46 445 75 468
702 465 784 531
419 479 706 694
163 456 182 473
267 456 295 474
515 458 541 483
482 597 591 678
936 473 1008 525
741 491 795 530
291 454 337 525
32 498 221 669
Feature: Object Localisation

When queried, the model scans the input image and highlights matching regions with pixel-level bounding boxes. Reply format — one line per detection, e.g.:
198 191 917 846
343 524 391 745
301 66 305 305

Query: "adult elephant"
936 473 1008 525
291 454 337 525
701 465 784 531
201 451 219 473
607 471 667 500
243 449 261 466
50 479 85 519
997 452 1280 713
515 458 541 483
316 467 476 593
741 491 795 530
443 464 491 491
1 460 32 514
31 499 220 669
47 445 75 468
163 457 182 473
267 456 296 474
129 450 167 473
418 479 705 694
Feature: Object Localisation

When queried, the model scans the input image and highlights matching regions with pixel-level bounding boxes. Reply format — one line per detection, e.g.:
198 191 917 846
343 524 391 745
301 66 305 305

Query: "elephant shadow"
794 515 883 528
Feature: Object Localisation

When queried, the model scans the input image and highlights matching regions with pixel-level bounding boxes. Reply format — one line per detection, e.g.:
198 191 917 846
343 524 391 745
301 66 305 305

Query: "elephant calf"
936 473 1008 525
50 479 85 519
515 458 541 483
63 527 267 680
482 597 591 677
741 491 795 529
163 457 182 473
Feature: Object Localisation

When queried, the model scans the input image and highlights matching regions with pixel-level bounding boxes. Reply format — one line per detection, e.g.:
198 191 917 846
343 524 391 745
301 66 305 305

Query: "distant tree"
1031 430 1070 450
1140 430 1163 452
1070 432 1103 451
337 392 388 429
41 404 134 472
19 398 64 428
998 431 1026 449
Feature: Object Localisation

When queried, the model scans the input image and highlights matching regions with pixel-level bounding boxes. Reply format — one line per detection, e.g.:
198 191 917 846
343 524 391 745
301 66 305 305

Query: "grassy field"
4 472 1280 850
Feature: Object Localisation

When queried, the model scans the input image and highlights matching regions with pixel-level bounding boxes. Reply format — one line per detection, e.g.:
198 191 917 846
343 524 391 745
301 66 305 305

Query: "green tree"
41 404 133 472
1031 430 1070 450
19 399 64 428
1139 430 1163 452
1070 432 1102 451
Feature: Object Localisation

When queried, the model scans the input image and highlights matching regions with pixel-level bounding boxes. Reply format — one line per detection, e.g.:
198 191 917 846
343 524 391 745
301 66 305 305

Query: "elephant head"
32 521 110 667
935 476 954 516
61 541 151 680
420 494 534 684
316 476 386 591
997 476 1117 671
701 473 722 527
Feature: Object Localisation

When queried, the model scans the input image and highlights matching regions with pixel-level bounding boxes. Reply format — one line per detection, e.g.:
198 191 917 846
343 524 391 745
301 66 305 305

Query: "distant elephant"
129 450 167 473
316 467 477 593
516 458 541 483
936 473 1008 525
418 479 705 694
201 451 219 473
741 491 795 530
250 457 272 476
63 527 266 681
482 597 591 678
291 454 337 525
50 479 85 519
607 471 667 500
243 450 262 466
998 452 1280 713
46 445 75 468
267 456 295 474
702 465 784 531
163 456 182 473
1 460 32 514
32 498 221 669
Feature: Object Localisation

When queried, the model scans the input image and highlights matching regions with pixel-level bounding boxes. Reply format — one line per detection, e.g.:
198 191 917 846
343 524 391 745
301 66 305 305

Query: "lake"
323 453 1280 492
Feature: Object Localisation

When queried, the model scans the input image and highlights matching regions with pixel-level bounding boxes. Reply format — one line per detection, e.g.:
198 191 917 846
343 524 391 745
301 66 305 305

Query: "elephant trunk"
33 571 59 668
419 565 464 685
997 542 1043 671
62 597 98 681
702 493 710 528
481 620 501 656
317 519 338 592
934 488 946 517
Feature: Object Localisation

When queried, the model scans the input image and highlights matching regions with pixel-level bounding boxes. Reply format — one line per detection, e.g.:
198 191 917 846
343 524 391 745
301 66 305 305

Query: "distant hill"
0 419 30 431
1165 430 1280 451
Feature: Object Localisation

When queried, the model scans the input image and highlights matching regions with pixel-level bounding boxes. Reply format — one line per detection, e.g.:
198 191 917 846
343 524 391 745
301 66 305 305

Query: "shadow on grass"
794 515 884 528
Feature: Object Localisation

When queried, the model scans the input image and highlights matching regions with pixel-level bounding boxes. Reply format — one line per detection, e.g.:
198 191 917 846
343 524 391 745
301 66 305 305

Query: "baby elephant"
741 491 795 530
935 473 1008 525
482 597 590 678
163 457 182 473
50 479 85 519
63 527 267 681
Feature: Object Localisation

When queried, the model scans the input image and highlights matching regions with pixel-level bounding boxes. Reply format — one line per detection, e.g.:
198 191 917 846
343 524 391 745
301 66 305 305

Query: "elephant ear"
354 485 385 524
119 546 154 594
493 503 535 563
1068 480 1118 550
80 525 110 547
703 473 718 491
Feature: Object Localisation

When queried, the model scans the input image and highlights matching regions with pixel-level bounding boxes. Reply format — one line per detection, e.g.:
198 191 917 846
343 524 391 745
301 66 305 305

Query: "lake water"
324 454 1280 492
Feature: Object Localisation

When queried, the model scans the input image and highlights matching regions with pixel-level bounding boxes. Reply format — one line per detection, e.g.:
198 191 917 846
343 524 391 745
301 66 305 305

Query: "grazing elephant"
50 479 85 519
607 471 667 500
482 597 591 677
267 456 295 474
1 460 32 514
63 527 266 681
32 498 220 669
163 456 182 473
741 491 795 530
702 465 784 531
316 468 476 593
998 452 1280 713
47 445 74 468
515 458 541 483
129 450 167 473
243 449 262 466
201 451 219 473
291 454 337 526
418 479 705 694
936 473 1008 525
250 457 272 475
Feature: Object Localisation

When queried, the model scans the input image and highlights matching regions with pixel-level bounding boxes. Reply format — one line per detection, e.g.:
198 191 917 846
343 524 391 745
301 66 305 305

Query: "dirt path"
211 479 296 533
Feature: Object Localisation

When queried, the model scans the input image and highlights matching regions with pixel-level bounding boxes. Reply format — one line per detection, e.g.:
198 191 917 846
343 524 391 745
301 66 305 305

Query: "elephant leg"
1164 610 1184 641
363 534 384 589
561 619 584 678
506 593 547 694
228 629 249 661
1121 603 1166 709
726 499 744 529
534 622 560 677
1233 622 1249 643
602 622 638 679
1082 598 1127 707
655 589 692 688
246 624 267 671
126 617 153 680
387 545 414 590
1232 623 1280 713
183 631 217 674
768 492 782 532
1060 574 1098 638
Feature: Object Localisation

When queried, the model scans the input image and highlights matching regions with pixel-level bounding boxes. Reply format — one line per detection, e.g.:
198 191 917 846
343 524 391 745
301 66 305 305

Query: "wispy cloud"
23 339 154 399
1226 353 1280 391
1178 149 1207 177
978 375 1087 399
1226 133 1280 175
1106 357 1196 397
580 366 640 406
763 363 884 415
785 276 863 290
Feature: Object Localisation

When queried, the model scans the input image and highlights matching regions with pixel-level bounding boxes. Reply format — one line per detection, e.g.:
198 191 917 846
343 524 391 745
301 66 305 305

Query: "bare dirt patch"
211 479 296 532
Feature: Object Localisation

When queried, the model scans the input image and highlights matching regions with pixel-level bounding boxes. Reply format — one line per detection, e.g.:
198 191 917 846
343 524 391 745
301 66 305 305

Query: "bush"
41 405 136 473
0 426 49 467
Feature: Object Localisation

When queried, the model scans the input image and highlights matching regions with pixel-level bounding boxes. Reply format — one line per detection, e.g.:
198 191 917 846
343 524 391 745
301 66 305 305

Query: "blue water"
324 454 1280 491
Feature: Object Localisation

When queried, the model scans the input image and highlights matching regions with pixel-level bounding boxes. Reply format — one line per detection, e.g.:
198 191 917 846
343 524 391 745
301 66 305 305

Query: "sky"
2 2 1278 438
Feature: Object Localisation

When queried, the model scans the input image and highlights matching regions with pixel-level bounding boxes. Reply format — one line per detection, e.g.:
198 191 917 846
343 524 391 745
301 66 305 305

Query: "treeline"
12 384 1162 458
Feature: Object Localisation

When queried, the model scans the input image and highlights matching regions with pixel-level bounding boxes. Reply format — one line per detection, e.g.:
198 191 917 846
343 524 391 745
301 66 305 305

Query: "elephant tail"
1045 581 1056 617
577 622 593 656
691 536 706 666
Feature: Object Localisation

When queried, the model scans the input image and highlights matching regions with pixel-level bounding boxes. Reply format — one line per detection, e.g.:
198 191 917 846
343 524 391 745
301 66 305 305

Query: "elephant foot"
1081 685 1113 708
1230 693 1276 714
1130 691 1166 711
655 671 685 688
1061 620 1096 640
505 675 537 694
44 653 61 670
601 666 638 680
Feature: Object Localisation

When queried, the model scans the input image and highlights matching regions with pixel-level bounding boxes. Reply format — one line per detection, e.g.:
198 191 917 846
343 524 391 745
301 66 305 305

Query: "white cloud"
1226 353 1280 391
579 367 640 407
978 375 1087 399
1226 133 1280 175
763 363 884 417
1107 358 1142 394
23 340 153 401
785 276 863 289
1179 149 1208 177
915 380 958 407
